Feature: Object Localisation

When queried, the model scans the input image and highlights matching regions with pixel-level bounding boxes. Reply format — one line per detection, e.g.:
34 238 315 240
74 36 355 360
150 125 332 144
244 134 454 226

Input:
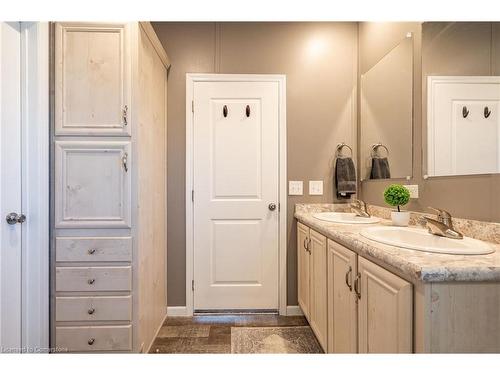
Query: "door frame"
185 73 287 316
21 22 49 351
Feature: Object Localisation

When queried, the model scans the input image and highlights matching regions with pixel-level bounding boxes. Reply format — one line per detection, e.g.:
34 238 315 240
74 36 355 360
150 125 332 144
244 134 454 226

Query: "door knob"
268 203 277 211
5 212 26 225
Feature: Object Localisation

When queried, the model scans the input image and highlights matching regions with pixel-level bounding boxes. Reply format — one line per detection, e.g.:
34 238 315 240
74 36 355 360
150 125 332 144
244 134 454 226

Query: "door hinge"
191 190 194 202
191 100 194 113
192 280 195 291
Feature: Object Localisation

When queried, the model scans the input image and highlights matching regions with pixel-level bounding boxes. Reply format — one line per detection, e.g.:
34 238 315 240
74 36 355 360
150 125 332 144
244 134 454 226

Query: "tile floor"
149 314 323 354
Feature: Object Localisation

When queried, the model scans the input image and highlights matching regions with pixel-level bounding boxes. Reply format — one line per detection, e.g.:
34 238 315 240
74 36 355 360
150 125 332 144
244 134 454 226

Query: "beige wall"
359 22 500 223
152 22 358 306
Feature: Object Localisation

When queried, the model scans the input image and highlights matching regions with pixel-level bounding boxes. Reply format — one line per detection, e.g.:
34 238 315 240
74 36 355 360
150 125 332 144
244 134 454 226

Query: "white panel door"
193 80 279 310
55 23 130 136
55 141 131 228
0 22 22 351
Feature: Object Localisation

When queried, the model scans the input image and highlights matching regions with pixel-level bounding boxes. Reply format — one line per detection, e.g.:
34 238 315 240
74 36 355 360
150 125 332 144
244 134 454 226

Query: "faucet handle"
428 207 452 219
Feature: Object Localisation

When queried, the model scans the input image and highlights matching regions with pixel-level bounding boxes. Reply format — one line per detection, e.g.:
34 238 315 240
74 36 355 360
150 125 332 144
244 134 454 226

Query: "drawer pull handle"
88 338 95 345
88 278 95 285
88 248 97 255
88 308 95 315
345 266 353 291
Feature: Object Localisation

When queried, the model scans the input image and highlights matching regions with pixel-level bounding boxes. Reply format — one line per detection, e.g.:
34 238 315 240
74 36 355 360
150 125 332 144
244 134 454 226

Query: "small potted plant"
383 184 411 226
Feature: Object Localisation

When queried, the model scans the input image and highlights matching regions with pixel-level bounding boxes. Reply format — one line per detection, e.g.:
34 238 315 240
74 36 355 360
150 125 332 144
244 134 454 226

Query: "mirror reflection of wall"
423 22 500 177
360 34 413 181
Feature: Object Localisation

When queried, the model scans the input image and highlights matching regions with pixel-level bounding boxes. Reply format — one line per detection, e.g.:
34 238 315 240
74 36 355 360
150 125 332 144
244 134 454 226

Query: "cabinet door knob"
268 203 277 211
5 212 26 225
87 278 95 285
88 248 97 255
88 308 95 315
88 338 95 345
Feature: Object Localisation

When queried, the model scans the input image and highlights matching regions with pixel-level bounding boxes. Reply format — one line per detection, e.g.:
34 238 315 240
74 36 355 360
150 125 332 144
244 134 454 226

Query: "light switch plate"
289 181 303 196
309 180 323 196
404 184 419 199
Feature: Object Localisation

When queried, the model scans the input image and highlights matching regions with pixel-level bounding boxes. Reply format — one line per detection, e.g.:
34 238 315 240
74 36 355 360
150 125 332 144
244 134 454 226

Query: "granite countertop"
294 204 500 283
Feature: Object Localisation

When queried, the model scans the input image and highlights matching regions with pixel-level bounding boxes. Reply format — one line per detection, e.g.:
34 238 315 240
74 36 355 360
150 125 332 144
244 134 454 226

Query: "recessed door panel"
55 141 131 228
55 23 130 135
193 79 280 310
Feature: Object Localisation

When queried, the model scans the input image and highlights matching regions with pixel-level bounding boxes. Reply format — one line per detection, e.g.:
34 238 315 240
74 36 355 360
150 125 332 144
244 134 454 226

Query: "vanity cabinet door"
297 222 310 320
55 141 131 228
327 240 358 353
309 229 328 351
358 256 413 353
55 22 131 136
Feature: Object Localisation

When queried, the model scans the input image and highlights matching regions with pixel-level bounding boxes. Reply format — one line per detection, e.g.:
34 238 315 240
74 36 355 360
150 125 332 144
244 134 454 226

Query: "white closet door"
55 23 130 136
0 22 22 351
55 141 131 228
193 80 280 310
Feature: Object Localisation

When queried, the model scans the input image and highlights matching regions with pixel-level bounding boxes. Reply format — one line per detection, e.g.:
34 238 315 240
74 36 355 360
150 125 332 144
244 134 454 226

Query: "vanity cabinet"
52 22 169 353
297 223 328 351
299 222 412 353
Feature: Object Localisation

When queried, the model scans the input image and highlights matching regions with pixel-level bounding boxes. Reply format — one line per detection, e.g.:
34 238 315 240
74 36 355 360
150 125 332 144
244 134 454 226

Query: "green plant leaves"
383 184 410 208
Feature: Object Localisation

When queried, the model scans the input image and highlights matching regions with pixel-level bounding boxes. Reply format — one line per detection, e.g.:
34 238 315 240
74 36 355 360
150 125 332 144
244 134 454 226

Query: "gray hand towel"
335 157 357 199
370 157 391 179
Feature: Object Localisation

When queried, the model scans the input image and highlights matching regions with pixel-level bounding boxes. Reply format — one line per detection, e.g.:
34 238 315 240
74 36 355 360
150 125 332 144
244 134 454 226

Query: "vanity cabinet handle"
303 238 308 251
88 248 97 255
353 273 361 299
88 308 95 315
88 338 95 346
87 278 95 285
308 239 312 253
345 266 353 291
122 152 129 172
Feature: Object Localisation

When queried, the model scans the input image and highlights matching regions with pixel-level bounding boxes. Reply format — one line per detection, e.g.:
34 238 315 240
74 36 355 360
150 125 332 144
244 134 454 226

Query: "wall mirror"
360 34 413 181
423 22 500 177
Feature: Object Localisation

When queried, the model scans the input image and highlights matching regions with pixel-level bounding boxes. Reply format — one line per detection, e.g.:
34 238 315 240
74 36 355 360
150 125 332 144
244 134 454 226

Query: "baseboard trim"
286 305 304 316
167 306 190 317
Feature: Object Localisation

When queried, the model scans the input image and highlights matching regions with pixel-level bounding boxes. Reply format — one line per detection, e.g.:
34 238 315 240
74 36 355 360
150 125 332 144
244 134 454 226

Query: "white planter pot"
391 210 410 227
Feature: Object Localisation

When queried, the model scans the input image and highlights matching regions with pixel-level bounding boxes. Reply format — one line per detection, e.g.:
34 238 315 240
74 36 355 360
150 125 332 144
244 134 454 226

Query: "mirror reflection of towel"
335 157 357 199
370 157 391 179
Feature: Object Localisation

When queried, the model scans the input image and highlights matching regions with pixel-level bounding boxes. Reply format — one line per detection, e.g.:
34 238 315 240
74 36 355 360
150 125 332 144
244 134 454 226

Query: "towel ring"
336 143 353 158
371 143 389 158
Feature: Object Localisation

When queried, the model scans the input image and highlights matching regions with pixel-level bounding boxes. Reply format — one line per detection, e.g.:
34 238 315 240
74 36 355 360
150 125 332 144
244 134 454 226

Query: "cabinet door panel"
55 22 130 135
358 257 413 353
309 229 327 351
297 222 310 319
327 239 358 353
55 141 131 228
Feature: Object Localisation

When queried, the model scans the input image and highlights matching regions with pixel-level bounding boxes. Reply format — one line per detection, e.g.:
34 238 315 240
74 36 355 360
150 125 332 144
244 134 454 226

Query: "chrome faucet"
350 199 370 218
419 207 463 239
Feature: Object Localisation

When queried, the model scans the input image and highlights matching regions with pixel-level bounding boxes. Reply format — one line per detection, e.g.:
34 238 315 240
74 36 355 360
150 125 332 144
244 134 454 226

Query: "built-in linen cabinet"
298 222 412 353
297 223 328 351
52 22 169 353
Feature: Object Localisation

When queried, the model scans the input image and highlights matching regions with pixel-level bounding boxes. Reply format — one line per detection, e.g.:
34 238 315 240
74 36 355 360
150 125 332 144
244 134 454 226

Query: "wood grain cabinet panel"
297 222 310 320
55 22 131 136
56 237 132 262
56 296 132 322
54 140 131 229
309 229 328 351
327 239 358 353
56 325 132 352
55 266 132 292
358 256 413 353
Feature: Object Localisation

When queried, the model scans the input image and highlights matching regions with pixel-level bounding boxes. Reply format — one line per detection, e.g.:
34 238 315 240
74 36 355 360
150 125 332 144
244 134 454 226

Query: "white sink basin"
360 226 495 255
313 212 381 224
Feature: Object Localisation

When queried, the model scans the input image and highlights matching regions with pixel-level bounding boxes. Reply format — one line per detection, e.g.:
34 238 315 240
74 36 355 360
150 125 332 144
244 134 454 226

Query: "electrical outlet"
404 184 419 199
289 181 303 196
309 180 323 196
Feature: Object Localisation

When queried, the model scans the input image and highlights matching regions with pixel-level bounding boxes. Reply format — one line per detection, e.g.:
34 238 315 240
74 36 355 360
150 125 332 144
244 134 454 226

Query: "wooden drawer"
56 266 132 292
56 296 132 322
56 325 132 352
56 237 132 262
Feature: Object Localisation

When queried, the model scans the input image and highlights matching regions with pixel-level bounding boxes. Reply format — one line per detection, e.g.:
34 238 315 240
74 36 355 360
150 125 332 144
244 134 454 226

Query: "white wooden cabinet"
296 223 327 351
54 140 131 229
299 222 412 354
327 239 358 353
358 256 412 353
55 23 131 136
52 22 169 353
